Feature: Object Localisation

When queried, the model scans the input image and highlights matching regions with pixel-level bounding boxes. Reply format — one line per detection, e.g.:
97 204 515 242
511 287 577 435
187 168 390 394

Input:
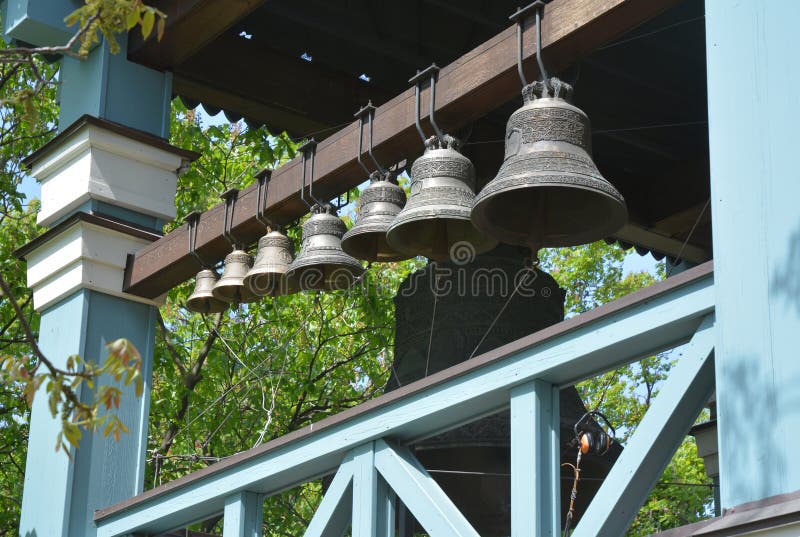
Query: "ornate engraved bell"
471 79 627 250
243 229 298 297
341 171 409 262
212 249 258 303
286 204 364 291
186 269 228 313
386 135 497 261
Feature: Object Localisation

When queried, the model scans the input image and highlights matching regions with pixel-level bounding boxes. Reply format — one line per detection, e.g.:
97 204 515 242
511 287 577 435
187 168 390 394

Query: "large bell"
243 229 299 297
471 79 627 250
386 135 496 261
186 269 228 314
342 171 409 262
212 249 259 303
286 204 364 291
389 245 621 535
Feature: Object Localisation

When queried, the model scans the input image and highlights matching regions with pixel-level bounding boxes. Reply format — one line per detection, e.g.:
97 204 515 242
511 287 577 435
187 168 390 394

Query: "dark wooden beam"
127 0 267 70
124 0 685 299
172 32 393 136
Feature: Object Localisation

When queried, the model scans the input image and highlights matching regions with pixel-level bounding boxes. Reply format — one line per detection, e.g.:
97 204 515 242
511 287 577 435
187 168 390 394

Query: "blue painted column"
8 7 189 533
706 0 800 509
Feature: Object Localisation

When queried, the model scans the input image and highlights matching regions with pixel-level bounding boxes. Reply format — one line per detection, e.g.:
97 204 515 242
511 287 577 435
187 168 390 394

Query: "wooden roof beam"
124 0 685 299
127 0 267 70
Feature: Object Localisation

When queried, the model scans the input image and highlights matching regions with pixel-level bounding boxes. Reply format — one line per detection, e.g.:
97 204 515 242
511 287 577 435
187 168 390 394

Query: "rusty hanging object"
212 189 258 304
286 140 364 291
185 211 228 314
386 64 496 262
471 2 627 259
242 170 299 296
341 103 409 262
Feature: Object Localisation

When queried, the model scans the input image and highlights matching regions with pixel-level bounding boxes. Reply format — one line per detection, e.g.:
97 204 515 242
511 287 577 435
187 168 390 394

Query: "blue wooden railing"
94 262 714 537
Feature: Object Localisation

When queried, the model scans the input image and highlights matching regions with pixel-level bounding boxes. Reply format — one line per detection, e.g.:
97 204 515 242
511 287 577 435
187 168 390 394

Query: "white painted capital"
25 115 196 227
22 215 166 311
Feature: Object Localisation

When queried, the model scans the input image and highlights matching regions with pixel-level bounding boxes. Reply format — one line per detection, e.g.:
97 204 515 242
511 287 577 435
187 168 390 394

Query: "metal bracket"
220 188 242 249
509 1 548 88
184 210 212 269
354 102 387 176
254 168 273 229
409 63 446 146
297 139 322 210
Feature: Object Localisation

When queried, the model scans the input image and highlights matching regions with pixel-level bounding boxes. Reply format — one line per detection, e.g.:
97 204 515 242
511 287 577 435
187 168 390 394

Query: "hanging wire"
597 15 705 51
424 270 440 377
467 260 538 360
665 198 711 278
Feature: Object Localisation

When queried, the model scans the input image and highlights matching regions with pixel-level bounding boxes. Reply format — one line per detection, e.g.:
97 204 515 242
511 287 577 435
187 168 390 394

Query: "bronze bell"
471 78 627 250
341 171 409 262
186 269 228 314
212 249 259 303
386 135 497 261
286 204 364 291
243 229 299 297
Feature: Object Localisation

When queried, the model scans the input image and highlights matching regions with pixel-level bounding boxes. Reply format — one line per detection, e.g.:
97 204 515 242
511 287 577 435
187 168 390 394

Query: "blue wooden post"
351 442 378 537
706 0 800 509
510 380 560 537
224 492 264 537
8 4 184 535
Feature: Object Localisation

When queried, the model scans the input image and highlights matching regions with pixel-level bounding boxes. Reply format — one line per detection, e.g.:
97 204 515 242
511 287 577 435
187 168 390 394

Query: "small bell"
471 79 627 250
342 171 409 262
386 135 496 261
287 204 364 291
186 269 228 313
243 229 299 297
212 249 259 303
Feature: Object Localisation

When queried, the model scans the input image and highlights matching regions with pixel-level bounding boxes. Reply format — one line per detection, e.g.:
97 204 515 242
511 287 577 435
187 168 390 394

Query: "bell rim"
341 226 412 262
185 295 228 314
386 216 498 260
242 271 300 297
285 261 365 291
211 282 261 304
471 182 628 248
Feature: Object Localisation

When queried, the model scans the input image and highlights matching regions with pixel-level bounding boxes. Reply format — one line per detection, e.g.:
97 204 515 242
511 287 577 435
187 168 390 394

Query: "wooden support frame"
122 0 684 298
571 316 716 537
510 380 560 537
223 492 263 537
94 263 713 537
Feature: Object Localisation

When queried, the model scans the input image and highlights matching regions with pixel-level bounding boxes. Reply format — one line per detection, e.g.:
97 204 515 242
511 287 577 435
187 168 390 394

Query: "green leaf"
141 10 155 39
126 8 140 30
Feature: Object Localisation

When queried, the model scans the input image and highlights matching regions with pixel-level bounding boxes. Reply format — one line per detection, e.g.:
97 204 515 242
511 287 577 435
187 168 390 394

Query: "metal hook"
409 64 446 146
254 168 272 229
354 102 389 177
510 1 549 89
297 139 322 209
184 210 212 269
220 188 241 249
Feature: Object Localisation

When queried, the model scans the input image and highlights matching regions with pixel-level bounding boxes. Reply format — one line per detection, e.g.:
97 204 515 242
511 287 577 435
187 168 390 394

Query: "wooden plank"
351 443 378 537
223 491 263 537
571 315 716 537
94 264 713 536
373 440 479 537
510 380 560 537
127 0 267 70
172 32 392 137
304 458 353 537
123 0 683 298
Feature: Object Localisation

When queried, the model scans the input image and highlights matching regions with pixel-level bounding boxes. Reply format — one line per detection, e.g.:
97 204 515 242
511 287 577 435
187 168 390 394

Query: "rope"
424 271 440 377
